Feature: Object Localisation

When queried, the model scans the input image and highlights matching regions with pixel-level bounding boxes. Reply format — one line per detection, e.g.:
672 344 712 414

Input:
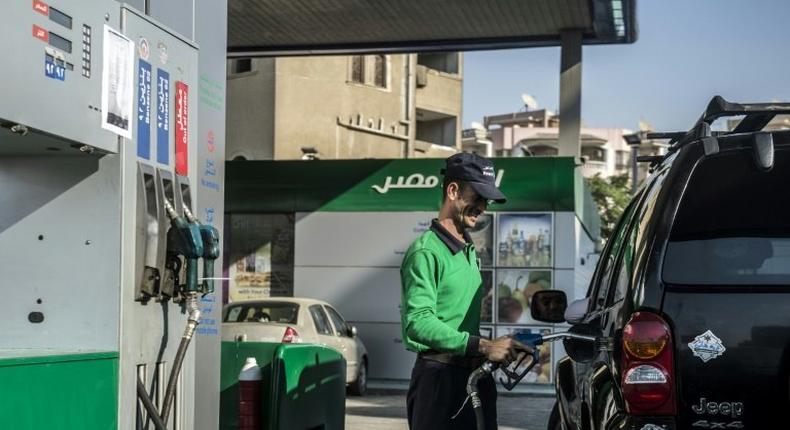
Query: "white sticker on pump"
100 25 134 139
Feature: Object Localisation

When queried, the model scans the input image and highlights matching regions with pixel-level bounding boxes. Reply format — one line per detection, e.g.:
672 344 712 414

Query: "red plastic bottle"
238 357 262 430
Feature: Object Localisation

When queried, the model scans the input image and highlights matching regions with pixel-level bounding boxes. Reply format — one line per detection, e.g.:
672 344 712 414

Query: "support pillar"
558 30 583 157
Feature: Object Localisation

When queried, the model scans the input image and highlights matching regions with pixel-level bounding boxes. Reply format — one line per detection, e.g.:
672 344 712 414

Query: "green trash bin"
220 341 346 430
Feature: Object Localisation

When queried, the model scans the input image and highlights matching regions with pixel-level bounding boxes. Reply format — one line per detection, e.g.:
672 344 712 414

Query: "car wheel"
548 402 562 430
348 358 367 396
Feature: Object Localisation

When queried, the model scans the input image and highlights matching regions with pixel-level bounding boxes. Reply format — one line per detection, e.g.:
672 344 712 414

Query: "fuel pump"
136 198 207 429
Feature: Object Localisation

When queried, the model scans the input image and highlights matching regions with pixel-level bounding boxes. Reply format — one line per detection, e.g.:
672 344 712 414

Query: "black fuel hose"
160 294 201 425
136 378 169 430
465 361 496 430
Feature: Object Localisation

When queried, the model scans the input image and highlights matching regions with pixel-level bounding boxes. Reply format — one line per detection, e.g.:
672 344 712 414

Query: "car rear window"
663 148 790 285
223 302 299 324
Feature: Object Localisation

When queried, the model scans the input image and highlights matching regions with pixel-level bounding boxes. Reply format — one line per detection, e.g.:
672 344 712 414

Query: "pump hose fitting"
160 293 201 425
463 361 496 430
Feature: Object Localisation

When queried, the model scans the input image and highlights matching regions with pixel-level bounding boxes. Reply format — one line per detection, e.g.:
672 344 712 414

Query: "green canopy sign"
225 157 599 239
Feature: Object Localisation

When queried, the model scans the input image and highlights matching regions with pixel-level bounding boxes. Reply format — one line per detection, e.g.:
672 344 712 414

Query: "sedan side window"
309 305 333 335
325 306 350 337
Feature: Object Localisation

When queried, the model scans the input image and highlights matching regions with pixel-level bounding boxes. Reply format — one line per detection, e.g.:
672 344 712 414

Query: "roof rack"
669 95 790 151
630 96 790 170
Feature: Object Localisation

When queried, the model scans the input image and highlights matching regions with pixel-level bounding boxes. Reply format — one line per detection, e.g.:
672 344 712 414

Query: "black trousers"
407 357 498 430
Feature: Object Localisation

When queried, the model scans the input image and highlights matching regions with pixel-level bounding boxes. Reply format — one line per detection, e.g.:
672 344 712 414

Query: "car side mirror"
564 298 590 324
530 290 568 323
349 325 358 337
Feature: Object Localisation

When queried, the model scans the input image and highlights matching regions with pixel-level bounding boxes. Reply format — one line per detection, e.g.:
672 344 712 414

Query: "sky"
462 0 790 132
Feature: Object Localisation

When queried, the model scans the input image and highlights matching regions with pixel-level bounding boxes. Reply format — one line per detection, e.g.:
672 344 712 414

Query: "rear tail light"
621 312 676 415
281 327 301 343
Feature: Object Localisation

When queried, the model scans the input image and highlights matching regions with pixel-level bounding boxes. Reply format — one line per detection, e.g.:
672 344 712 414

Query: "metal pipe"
541 332 596 342
631 140 639 194
160 294 201 425
405 54 417 157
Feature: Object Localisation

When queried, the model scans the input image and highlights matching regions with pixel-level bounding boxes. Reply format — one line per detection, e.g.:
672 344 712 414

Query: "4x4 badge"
689 330 726 363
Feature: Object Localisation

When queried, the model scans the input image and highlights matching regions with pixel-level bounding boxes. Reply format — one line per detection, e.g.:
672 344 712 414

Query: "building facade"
226 53 463 161
463 109 668 181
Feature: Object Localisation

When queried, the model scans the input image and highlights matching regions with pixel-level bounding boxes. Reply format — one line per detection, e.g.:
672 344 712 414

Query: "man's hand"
478 336 532 363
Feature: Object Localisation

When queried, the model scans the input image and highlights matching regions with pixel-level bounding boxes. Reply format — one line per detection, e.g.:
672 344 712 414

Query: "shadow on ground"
345 391 555 430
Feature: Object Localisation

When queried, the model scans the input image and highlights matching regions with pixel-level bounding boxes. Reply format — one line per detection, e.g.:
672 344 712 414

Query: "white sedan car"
221 298 369 395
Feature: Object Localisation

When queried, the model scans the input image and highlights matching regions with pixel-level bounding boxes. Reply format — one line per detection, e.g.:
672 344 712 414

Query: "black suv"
531 96 790 430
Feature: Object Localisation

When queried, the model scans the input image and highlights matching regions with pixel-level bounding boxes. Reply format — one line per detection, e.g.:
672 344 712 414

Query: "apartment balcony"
414 139 458 158
580 160 609 178
415 66 462 117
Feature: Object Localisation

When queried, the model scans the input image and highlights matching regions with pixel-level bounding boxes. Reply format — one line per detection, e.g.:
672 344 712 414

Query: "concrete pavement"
346 391 555 430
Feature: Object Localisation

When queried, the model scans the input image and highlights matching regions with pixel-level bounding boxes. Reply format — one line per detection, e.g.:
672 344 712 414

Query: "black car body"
534 96 790 430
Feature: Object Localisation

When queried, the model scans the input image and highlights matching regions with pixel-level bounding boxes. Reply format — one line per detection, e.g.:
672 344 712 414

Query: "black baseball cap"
441 153 507 204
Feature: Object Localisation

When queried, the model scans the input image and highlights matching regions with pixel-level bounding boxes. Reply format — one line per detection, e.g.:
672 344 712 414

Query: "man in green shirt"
401 153 527 430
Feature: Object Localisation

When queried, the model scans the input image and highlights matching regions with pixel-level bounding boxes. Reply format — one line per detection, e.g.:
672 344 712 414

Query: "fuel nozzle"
181 204 220 295
496 332 601 390
198 224 220 294
495 332 543 390
164 200 204 295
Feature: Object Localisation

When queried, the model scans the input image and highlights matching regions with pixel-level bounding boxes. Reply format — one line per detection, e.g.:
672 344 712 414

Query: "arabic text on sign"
137 60 152 159
175 81 189 176
157 76 169 130
371 174 440 194
45 58 65 81
156 69 170 164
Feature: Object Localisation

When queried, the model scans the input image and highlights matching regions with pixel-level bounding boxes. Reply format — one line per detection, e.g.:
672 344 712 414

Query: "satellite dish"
521 93 538 110
470 121 486 131
638 120 653 132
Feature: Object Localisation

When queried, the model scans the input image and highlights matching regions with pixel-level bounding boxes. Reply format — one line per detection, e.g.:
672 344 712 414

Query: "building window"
582 146 607 163
233 58 252 74
417 52 459 74
615 150 630 169
526 144 558 157
416 115 456 147
350 55 365 84
349 55 388 89
373 55 387 88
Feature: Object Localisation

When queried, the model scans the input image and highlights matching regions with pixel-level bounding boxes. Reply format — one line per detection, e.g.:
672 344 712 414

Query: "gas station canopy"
227 0 637 57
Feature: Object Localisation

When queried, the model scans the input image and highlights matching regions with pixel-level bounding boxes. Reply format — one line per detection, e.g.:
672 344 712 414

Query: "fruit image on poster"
495 326 553 384
497 269 552 324
497 213 552 267
469 214 494 266
480 270 494 323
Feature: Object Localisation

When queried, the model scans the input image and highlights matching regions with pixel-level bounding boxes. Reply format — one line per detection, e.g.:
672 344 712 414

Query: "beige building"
463 109 668 181
226 53 463 160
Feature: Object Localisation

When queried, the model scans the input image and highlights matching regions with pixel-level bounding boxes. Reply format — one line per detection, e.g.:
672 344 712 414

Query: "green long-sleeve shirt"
400 219 483 356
